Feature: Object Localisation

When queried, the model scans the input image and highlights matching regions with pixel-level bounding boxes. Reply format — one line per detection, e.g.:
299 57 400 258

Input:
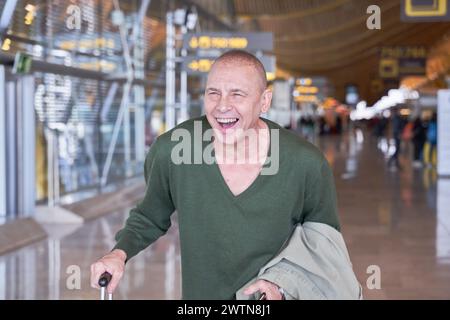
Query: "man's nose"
217 96 232 113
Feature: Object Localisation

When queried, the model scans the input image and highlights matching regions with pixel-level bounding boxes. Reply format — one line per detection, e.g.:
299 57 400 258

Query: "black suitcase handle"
98 272 112 287
98 272 113 300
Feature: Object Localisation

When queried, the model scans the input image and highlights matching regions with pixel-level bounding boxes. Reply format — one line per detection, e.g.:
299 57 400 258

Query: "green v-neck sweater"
113 115 340 299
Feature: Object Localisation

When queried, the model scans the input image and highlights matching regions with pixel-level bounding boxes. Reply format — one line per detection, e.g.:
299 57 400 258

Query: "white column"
165 12 176 130
0 66 6 217
6 80 16 215
123 100 131 177
437 89 450 176
180 70 188 123
17 75 36 217
134 86 145 162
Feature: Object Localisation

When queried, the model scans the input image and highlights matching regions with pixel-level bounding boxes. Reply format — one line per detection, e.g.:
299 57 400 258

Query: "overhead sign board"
293 77 330 101
183 32 273 53
401 0 450 22
379 46 427 79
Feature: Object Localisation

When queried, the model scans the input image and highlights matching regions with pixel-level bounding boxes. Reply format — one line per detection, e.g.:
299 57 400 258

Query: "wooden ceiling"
187 0 450 103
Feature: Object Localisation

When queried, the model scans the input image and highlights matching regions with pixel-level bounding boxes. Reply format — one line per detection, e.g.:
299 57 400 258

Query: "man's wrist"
111 249 127 262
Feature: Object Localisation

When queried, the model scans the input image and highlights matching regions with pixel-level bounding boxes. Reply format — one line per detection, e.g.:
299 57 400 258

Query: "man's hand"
243 279 285 300
90 249 127 294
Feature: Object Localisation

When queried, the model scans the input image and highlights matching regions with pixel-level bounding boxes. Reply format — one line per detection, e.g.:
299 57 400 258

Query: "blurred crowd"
371 109 438 169
293 107 438 171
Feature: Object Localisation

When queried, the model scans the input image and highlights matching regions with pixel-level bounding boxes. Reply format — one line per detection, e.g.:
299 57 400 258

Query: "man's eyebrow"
230 88 248 95
206 87 220 92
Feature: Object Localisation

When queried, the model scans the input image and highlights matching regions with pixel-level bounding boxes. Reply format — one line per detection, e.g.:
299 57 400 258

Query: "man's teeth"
217 118 238 124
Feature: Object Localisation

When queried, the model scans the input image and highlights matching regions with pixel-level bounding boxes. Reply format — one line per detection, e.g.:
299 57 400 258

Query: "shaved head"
210 50 267 92
204 49 273 145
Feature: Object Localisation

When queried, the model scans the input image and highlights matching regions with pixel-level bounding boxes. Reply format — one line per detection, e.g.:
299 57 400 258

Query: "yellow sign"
59 38 115 51
79 60 117 72
266 72 275 81
294 95 317 103
24 4 36 25
405 0 447 17
189 36 248 50
381 46 427 59
295 86 319 94
296 78 312 86
379 58 399 78
1 38 11 51
187 59 214 72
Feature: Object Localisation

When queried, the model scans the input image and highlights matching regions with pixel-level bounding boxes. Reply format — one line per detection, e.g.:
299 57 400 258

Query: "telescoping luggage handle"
98 272 113 300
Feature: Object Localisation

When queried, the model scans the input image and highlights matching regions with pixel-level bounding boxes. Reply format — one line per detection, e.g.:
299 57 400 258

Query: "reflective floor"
1 128 450 299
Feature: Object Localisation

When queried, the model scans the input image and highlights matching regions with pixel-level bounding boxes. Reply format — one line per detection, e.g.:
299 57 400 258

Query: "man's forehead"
206 74 252 92
210 59 255 72
208 63 251 78
212 58 256 69
207 61 264 88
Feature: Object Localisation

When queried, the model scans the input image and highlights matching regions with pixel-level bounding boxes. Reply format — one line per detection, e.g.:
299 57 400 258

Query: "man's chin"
212 128 241 145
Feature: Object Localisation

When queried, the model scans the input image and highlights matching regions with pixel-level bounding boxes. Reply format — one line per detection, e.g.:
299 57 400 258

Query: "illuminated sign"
293 77 328 101
406 0 447 16
59 38 116 51
381 46 427 59
79 60 117 72
294 95 317 103
186 58 214 73
295 86 319 94
189 36 248 50
24 4 36 25
379 46 427 79
183 32 273 52
1 38 11 51
296 78 312 86
379 59 399 78
401 0 450 21
266 72 275 81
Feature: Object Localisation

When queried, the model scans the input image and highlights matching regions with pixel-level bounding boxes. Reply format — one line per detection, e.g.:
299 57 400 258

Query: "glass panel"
2 0 163 201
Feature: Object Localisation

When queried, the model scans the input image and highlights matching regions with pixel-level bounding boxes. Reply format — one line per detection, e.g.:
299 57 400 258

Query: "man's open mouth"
216 118 239 129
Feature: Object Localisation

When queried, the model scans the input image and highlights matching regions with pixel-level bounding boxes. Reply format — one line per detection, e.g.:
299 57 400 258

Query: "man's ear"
260 89 272 113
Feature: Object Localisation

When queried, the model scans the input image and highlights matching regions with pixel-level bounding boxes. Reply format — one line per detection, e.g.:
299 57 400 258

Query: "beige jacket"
236 222 363 300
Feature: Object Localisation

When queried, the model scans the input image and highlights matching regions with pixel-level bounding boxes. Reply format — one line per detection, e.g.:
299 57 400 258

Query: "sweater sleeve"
113 137 175 260
301 156 340 231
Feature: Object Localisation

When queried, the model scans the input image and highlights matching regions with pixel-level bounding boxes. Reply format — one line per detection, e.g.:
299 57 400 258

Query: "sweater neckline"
203 116 275 201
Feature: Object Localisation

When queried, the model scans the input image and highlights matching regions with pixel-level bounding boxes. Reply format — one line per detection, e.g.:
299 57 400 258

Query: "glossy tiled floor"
330 131 450 299
1 128 449 299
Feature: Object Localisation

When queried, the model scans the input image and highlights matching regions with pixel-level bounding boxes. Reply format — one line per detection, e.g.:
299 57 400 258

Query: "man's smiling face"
204 60 271 145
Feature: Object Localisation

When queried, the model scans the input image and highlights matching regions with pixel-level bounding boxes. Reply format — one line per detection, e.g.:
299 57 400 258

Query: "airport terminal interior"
0 0 450 300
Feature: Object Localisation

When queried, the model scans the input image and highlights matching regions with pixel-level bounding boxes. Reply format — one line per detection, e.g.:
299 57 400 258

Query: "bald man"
91 50 340 300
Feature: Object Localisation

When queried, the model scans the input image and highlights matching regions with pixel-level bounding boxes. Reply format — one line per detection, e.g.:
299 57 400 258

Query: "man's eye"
233 93 243 97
